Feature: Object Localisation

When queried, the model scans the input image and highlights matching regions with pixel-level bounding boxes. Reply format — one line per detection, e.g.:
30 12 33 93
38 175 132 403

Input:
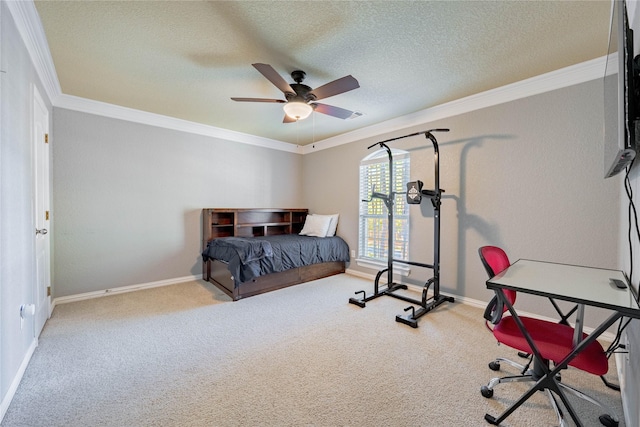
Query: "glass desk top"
487 259 640 317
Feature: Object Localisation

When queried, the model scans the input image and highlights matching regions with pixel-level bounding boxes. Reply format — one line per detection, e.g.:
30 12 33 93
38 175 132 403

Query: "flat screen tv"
604 0 638 178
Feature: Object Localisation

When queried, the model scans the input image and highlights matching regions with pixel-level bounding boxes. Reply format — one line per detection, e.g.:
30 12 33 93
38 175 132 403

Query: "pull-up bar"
367 128 450 149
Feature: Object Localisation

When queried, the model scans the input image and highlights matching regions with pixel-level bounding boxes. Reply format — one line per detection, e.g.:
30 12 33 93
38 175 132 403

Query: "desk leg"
573 304 585 347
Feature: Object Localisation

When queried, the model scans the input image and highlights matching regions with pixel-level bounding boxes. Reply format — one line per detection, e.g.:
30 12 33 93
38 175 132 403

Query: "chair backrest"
479 246 516 323
479 245 511 277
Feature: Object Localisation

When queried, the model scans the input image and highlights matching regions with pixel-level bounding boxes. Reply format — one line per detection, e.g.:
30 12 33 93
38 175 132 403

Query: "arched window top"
361 148 409 165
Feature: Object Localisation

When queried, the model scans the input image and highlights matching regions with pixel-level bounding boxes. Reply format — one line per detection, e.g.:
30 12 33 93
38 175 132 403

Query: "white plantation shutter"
358 149 410 261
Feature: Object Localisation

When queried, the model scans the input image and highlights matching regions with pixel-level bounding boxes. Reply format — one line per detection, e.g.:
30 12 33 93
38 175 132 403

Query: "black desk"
485 259 640 426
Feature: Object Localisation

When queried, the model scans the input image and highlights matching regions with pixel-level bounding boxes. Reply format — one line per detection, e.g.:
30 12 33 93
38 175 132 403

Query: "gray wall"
0 0 53 416
303 78 622 324
52 109 303 297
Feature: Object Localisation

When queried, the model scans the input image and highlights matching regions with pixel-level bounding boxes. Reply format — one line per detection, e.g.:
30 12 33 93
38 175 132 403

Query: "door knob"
35 228 48 235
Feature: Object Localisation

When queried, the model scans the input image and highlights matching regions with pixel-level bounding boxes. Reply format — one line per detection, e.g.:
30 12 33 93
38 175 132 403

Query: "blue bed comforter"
202 234 350 285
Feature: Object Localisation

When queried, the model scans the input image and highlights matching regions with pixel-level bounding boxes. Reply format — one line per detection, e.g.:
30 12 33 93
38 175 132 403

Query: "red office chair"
478 246 618 427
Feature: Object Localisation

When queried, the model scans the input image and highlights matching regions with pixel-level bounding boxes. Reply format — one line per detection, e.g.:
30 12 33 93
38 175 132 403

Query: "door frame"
32 84 51 337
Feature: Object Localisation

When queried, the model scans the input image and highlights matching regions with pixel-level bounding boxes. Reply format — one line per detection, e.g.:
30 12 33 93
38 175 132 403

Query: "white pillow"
299 214 332 237
317 213 339 237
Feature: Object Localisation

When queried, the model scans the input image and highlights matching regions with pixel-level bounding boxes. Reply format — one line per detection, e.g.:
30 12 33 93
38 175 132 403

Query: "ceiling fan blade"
310 75 360 100
252 63 295 95
283 114 297 124
311 103 356 119
231 97 286 103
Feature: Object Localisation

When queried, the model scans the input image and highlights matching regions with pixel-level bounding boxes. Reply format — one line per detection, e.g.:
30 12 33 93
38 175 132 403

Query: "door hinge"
44 133 49 144
47 286 51 297
45 210 49 221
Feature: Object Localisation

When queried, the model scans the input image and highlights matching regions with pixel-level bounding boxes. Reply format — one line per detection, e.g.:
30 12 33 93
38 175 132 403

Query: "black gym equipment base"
349 269 454 328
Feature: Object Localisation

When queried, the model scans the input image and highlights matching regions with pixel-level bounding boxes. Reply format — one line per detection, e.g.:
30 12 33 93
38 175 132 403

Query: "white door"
33 86 51 337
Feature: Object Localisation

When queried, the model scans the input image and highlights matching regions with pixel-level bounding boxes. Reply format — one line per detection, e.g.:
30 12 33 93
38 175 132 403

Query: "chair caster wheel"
488 361 500 371
481 385 494 398
599 414 618 427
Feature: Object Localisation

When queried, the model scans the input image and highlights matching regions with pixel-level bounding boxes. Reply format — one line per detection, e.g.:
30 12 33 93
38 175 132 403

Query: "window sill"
354 258 411 276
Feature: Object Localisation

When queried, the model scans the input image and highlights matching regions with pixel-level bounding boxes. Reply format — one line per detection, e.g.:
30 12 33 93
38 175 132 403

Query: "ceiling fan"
231 63 360 123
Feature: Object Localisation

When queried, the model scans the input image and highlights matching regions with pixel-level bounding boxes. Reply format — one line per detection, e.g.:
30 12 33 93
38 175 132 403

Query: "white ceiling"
34 0 612 146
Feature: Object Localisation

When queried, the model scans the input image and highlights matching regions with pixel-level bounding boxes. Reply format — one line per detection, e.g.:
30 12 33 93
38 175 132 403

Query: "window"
358 148 410 262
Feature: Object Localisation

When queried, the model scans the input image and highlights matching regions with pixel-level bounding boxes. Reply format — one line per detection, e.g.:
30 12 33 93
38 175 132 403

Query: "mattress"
202 234 350 284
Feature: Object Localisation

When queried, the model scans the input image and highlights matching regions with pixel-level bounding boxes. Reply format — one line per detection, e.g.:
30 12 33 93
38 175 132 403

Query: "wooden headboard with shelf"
202 208 308 246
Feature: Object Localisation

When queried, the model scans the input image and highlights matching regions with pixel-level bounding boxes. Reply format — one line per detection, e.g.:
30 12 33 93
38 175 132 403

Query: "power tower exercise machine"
349 128 454 328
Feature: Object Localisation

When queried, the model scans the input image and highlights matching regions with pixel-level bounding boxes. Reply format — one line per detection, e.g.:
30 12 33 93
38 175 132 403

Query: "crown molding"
13 0 605 157
6 0 61 104
302 56 607 154
55 94 302 154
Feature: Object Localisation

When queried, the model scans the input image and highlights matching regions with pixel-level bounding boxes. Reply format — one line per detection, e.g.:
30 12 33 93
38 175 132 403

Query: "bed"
201 208 350 300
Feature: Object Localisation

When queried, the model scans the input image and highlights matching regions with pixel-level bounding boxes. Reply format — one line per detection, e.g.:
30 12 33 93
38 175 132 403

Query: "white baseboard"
52 274 203 307
0 338 37 424
345 271 491 311
344 268 375 280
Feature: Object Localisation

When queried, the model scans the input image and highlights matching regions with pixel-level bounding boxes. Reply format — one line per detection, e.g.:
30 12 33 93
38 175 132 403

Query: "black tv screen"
604 0 637 178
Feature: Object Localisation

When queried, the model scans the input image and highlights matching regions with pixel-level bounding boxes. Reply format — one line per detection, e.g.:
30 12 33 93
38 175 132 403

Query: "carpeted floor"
1 274 625 426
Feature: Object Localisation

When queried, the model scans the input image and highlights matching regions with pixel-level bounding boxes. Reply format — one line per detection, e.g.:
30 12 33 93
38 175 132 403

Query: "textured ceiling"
34 0 612 146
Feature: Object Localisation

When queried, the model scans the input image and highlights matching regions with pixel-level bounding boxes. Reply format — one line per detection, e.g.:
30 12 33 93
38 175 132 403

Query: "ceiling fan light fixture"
283 101 313 120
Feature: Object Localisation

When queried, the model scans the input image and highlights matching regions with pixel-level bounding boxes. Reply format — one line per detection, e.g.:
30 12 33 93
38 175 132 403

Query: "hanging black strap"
483 294 505 325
